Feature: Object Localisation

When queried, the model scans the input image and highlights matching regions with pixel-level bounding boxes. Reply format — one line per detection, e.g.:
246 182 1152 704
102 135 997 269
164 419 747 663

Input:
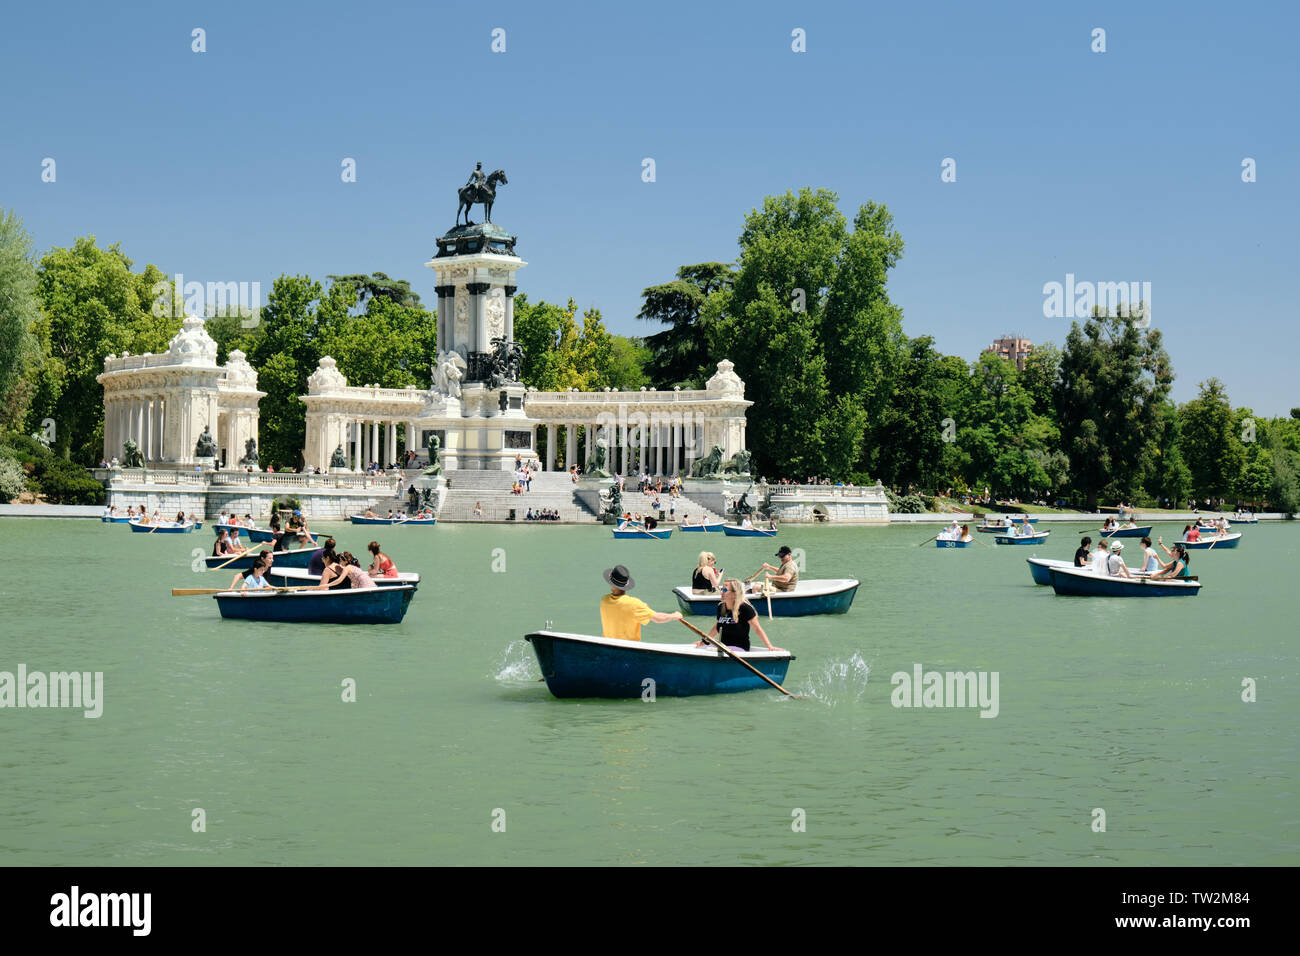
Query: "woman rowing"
316 552 376 590
695 579 785 653
1152 538 1192 579
692 552 723 593
368 541 399 578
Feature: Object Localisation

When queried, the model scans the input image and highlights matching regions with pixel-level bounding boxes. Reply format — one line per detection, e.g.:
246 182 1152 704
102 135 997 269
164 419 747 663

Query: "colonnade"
538 419 706 475
341 417 420 470
104 394 168 462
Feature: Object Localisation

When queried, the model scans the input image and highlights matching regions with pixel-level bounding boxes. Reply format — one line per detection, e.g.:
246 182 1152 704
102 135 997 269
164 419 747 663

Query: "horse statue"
456 169 508 226
240 438 260 467
121 439 144 469
689 444 726 478
583 437 611 478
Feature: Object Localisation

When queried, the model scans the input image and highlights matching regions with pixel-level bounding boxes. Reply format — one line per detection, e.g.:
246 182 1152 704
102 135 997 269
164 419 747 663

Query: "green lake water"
1 519 1296 866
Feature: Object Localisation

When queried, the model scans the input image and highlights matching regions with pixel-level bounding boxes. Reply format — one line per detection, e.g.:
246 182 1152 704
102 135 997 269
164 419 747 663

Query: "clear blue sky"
3 0 1296 413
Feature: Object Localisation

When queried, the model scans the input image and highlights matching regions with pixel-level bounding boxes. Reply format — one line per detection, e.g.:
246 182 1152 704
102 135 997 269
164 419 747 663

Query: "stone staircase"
438 469 599 522
360 469 429 515
616 487 725 525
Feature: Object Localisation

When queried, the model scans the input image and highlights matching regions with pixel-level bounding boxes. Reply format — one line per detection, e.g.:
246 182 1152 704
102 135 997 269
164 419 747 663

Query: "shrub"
37 457 104 504
0 454 27 502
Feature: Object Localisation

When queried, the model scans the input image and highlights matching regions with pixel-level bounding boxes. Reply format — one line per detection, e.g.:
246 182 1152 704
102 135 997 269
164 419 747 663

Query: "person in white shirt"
1090 540 1110 573
1107 542 1131 578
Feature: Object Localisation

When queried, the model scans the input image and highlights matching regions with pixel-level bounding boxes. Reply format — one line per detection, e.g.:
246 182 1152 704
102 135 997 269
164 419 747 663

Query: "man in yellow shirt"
600 565 683 641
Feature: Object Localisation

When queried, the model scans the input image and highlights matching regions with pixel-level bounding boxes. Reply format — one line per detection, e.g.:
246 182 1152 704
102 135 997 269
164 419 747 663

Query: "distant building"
984 336 1033 371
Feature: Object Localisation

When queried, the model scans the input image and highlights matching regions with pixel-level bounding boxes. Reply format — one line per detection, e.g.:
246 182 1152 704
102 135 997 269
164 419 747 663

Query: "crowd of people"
1071 535 1191 580
226 536 401 592
525 508 560 521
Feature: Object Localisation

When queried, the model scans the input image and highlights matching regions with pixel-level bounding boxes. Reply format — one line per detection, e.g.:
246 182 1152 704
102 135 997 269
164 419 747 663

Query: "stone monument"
419 163 532 470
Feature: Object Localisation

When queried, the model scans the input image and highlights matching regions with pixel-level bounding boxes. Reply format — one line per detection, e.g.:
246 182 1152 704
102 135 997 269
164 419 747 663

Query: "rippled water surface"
1 519 1296 865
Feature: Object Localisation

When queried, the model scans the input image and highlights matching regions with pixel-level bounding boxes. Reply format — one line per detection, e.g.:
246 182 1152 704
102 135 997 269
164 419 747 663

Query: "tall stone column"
620 420 629 475
145 397 154 461
504 285 517 342
434 285 454 351
565 424 576 471
387 422 396 466
370 420 379 467
131 397 142 456
352 420 361 471
546 424 556 471
640 423 649 477
672 421 680 476
467 282 489 356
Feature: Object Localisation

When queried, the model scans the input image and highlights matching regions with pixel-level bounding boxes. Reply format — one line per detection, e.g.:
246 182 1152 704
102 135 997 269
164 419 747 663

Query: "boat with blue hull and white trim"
1179 533 1241 549
101 514 132 523
994 530 1051 545
524 630 795 698
679 522 725 533
1099 525 1153 538
265 567 421 590
214 584 416 624
1026 557 1074 585
202 548 317 570
349 515 437 526
1047 565 1200 597
612 528 672 540
720 525 778 537
672 578 859 617
128 519 196 533
935 537 973 548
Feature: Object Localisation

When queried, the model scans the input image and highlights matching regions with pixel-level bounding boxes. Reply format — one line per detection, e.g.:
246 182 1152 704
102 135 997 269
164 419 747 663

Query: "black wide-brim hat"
776 546 793 557
603 565 635 590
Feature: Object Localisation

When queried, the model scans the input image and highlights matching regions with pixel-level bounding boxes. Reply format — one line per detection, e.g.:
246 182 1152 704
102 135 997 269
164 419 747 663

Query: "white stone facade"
97 316 265 467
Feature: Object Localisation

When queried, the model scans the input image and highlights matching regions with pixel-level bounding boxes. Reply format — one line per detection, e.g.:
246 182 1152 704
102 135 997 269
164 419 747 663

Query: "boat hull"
102 515 131 523
1099 526 1153 538
1048 566 1200 597
679 523 724 532
672 579 858 617
1026 557 1075 584
214 585 415 623
128 520 195 533
1180 533 1241 549
525 630 794 698
214 523 275 542
934 538 973 548
203 548 317 570
994 531 1051 545
349 516 437 525
720 526 778 537
612 529 672 539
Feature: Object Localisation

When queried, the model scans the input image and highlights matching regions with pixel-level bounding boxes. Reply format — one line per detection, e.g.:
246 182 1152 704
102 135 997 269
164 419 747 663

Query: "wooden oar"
171 584 322 596
760 580 773 620
678 618 798 699
917 532 942 547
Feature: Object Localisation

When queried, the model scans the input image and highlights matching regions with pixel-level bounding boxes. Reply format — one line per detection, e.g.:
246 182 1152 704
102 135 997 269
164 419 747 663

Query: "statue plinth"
435 222 518 259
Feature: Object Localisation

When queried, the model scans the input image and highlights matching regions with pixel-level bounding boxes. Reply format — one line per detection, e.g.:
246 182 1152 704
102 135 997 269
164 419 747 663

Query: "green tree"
326 272 421 308
716 188 906 478
29 238 179 464
0 210 44 430
637 262 732 388
1055 309 1173 509
871 336 963 490
1179 379 1245 501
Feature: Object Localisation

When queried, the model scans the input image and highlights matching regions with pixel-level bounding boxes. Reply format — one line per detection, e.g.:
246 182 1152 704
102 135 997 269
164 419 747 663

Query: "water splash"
799 652 871 706
494 640 542 683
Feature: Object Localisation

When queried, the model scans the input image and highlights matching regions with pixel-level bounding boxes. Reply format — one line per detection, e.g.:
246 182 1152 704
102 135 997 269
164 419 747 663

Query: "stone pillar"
672 421 680 476
145 397 154 461
546 424 556 471
565 424 576 471
370 420 379 467
640 422 649 477
467 282 489 355
504 285 517 342
387 422 397 467
619 420 629 475
353 420 362 471
434 285 453 351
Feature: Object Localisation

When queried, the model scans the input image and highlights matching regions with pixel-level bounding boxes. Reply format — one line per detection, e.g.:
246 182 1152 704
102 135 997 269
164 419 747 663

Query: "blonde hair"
721 579 754 618
696 551 716 568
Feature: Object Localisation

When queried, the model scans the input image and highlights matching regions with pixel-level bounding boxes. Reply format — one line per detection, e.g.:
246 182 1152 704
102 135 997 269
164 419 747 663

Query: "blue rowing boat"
1179 533 1241 549
128 519 196 533
1026 557 1073 585
214 584 416 623
349 515 437 525
524 630 795 698
612 527 672 539
994 530 1051 545
1099 525 1153 538
672 578 858 616
101 515 131 523
679 522 725 532
1047 565 1200 597
720 525 778 537
202 548 317 570
934 537 973 548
